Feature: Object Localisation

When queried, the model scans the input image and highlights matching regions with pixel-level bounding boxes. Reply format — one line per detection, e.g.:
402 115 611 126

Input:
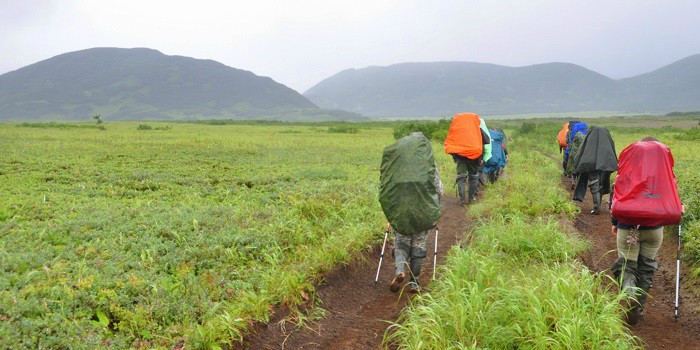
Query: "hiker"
565 128 587 186
444 112 490 205
379 132 443 293
572 126 617 214
484 128 506 183
610 136 684 325
562 120 581 171
565 121 587 187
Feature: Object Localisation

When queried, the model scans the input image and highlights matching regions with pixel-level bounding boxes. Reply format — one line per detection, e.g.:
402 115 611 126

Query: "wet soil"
564 174 700 349
237 195 470 349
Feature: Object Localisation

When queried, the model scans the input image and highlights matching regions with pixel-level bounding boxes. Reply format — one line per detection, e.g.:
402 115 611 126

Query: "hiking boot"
625 298 641 326
407 281 422 293
469 197 477 204
389 272 405 293
590 208 600 215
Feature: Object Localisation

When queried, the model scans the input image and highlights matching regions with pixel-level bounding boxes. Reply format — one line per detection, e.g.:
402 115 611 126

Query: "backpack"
557 123 568 148
484 129 506 173
443 112 483 160
380 134 440 235
611 141 682 227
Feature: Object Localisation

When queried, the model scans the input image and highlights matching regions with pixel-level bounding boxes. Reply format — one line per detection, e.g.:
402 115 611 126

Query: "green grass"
0 122 391 348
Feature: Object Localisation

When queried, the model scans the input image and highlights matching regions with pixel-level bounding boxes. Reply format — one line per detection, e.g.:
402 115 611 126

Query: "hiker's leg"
393 231 411 276
407 230 428 293
408 231 428 282
637 227 664 310
466 159 480 203
588 172 602 214
456 159 468 205
616 228 641 296
468 174 479 203
390 231 411 292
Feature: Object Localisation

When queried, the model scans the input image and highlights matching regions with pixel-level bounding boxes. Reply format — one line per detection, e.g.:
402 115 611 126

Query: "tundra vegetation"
0 116 697 349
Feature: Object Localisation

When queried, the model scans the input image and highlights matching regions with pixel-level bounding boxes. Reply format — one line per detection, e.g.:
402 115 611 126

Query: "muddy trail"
238 195 470 349
564 174 700 349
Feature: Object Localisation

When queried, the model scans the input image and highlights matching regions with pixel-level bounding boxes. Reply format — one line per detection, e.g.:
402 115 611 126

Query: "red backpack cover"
611 141 682 227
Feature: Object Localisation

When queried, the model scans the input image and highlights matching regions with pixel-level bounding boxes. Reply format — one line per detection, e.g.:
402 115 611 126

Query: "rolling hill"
304 55 700 117
0 47 324 121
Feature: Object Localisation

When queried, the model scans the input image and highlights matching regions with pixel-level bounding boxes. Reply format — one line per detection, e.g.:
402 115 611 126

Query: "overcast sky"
2 0 699 92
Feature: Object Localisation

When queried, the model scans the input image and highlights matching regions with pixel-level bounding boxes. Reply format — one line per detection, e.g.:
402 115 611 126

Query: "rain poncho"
484 129 506 174
444 113 483 160
573 126 617 199
574 126 618 174
380 133 441 235
611 141 682 227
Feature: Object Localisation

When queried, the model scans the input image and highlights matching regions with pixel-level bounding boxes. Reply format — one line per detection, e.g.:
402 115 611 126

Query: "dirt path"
238 195 470 349
564 174 700 349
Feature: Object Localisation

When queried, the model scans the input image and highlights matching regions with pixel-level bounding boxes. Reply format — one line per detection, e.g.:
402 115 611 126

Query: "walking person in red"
610 136 684 325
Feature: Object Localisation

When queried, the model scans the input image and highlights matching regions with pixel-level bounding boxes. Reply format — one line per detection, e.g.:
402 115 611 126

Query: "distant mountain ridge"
304 54 700 117
0 47 325 121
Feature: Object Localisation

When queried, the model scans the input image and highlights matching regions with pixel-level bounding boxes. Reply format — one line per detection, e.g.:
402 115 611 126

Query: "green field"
0 122 392 348
1 117 698 349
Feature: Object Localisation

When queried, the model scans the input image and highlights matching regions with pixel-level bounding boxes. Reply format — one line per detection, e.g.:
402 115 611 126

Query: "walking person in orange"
444 112 490 205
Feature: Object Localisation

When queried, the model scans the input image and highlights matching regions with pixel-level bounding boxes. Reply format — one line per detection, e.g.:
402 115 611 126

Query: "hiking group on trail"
376 114 684 327
378 113 508 294
558 122 685 326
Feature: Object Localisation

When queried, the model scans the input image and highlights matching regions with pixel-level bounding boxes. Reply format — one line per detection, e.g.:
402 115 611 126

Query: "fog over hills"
0 47 327 121
304 55 700 117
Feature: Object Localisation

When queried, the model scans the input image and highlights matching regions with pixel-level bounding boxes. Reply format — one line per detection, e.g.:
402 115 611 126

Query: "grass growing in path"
387 140 640 349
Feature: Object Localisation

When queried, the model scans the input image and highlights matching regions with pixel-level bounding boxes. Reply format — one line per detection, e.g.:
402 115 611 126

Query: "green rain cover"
379 135 440 235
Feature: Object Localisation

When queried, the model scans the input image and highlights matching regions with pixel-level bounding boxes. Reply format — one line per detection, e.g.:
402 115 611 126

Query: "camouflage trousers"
393 230 429 282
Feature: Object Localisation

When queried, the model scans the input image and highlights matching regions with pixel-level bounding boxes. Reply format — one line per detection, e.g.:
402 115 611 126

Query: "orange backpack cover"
557 123 568 148
444 112 483 160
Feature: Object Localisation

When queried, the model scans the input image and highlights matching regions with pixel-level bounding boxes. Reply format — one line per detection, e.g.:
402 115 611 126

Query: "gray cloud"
1 0 699 92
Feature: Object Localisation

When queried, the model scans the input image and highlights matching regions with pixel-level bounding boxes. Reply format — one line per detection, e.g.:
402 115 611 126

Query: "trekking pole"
674 219 682 320
433 226 439 280
374 223 391 285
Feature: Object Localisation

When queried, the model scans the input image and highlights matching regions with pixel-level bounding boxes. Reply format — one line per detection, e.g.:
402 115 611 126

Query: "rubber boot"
636 257 659 318
456 175 467 205
612 258 640 325
468 174 479 204
591 192 601 215
488 171 496 184
409 257 423 283
390 248 408 293
408 258 423 293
